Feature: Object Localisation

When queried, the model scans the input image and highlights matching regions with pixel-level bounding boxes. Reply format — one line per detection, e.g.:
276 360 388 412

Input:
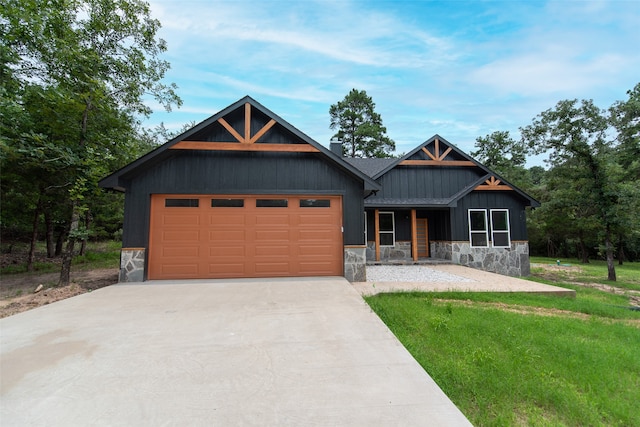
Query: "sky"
143 0 640 164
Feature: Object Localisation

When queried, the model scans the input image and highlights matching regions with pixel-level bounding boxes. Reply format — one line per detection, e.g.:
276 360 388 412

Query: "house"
99 96 539 283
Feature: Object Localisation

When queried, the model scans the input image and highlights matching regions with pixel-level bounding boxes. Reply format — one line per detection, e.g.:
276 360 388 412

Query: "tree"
521 99 619 280
471 131 528 187
1 0 181 285
329 89 395 158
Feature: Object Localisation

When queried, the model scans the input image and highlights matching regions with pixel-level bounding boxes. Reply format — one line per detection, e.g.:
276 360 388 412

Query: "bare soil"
0 268 118 318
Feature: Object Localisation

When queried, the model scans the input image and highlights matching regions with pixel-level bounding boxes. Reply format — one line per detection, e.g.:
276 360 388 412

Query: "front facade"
100 97 538 283
343 136 539 277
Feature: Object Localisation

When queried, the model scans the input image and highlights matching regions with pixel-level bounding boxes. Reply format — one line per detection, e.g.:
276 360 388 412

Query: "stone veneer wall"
365 241 412 261
120 248 145 282
431 241 530 277
344 246 367 282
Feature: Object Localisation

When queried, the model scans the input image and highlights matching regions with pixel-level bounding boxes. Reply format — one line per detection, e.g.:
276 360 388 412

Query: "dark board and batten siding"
370 167 484 201
451 192 529 241
121 150 365 248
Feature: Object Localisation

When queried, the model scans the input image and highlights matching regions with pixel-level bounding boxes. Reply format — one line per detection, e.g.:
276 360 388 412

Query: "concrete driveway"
1 277 471 426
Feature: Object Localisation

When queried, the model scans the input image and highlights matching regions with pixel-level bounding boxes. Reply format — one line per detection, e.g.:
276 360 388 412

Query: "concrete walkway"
1 277 471 426
353 264 575 296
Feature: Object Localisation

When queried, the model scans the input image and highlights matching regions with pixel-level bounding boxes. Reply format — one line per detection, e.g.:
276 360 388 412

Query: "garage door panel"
209 263 246 275
163 230 200 242
254 262 291 274
162 246 200 257
208 214 245 226
149 194 342 280
255 214 291 226
255 245 289 256
209 229 246 241
161 264 199 276
162 214 201 226
255 229 290 241
210 246 246 257
298 214 335 225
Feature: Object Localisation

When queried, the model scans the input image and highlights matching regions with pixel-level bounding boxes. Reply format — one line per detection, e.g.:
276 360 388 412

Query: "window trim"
490 209 511 248
378 211 395 247
468 209 489 248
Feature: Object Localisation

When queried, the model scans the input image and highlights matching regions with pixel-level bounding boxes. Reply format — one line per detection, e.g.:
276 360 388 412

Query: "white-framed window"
468 209 489 247
379 212 395 247
490 209 511 248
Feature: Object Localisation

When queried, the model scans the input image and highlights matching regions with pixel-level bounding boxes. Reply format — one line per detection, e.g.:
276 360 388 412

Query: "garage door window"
165 198 199 207
211 199 244 207
300 199 331 208
256 199 288 207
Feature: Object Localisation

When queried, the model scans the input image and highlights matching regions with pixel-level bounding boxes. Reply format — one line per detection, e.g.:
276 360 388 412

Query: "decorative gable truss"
400 137 475 167
171 102 320 153
474 175 513 191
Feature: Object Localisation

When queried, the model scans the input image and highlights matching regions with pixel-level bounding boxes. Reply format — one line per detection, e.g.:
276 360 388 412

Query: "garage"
148 194 343 279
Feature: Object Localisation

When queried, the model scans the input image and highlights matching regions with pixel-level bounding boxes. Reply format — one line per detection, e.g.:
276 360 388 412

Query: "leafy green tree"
471 130 529 187
329 89 395 158
1 0 181 284
521 99 619 280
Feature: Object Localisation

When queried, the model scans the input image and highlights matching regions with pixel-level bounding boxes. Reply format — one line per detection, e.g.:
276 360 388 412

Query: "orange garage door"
148 195 343 279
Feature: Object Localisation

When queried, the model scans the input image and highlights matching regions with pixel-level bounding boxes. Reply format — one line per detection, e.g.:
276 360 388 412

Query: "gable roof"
99 96 380 193
345 134 540 207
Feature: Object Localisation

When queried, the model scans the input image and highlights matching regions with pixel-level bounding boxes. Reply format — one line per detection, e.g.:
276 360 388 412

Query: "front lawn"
365 263 640 426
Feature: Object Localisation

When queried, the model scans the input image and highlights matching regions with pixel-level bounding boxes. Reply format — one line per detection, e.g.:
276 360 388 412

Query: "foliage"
329 88 395 158
472 131 528 187
0 0 181 284
365 286 640 426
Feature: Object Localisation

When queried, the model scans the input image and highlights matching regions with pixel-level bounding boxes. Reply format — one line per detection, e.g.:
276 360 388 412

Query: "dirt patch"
0 268 118 318
435 298 640 328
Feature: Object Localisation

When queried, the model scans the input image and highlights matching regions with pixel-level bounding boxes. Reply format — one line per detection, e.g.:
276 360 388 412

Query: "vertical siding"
121 151 365 248
452 192 529 241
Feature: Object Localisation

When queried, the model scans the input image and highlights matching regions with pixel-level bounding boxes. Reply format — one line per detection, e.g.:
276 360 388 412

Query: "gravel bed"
366 265 475 283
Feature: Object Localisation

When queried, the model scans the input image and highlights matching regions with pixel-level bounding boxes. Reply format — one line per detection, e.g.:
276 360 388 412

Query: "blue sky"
144 0 639 163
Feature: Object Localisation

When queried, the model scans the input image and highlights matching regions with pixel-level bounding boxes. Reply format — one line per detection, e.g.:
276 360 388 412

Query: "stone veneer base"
120 248 145 282
344 246 367 282
431 241 530 277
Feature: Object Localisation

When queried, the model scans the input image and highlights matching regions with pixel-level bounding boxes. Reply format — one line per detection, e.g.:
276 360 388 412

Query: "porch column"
411 209 418 261
374 209 380 261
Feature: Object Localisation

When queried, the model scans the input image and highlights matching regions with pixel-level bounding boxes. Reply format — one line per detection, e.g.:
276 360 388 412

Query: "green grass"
366 292 640 426
530 256 640 292
1 240 121 275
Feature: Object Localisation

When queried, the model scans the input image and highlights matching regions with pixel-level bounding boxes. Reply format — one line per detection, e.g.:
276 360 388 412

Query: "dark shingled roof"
364 197 455 208
343 158 397 178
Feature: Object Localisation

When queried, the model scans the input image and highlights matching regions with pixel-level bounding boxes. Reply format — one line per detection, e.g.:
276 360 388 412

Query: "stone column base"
344 246 366 282
120 248 145 282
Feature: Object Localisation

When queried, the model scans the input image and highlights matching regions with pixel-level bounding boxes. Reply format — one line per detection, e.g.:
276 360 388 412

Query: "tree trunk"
59 202 80 286
578 237 589 264
27 198 43 272
79 210 91 256
618 235 625 266
55 226 66 256
45 207 55 258
605 228 616 281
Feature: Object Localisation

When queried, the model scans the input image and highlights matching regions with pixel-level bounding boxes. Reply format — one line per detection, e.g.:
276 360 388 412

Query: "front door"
416 218 429 258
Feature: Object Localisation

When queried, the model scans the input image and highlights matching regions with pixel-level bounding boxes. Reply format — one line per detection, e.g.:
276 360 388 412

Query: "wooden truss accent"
400 138 475 166
169 102 317 153
170 141 319 153
474 176 513 191
217 102 277 144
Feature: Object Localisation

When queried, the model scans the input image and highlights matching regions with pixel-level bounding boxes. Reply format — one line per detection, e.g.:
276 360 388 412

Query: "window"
300 199 331 208
211 198 244 207
256 199 288 208
165 198 199 207
379 212 395 246
468 209 488 247
490 209 511 248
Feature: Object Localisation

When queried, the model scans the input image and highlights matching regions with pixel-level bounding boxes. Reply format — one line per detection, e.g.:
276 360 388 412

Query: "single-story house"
99 96 539 283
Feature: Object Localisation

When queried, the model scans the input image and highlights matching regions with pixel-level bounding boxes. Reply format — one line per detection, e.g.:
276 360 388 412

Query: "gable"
99 96 379 193
366 135 539 207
